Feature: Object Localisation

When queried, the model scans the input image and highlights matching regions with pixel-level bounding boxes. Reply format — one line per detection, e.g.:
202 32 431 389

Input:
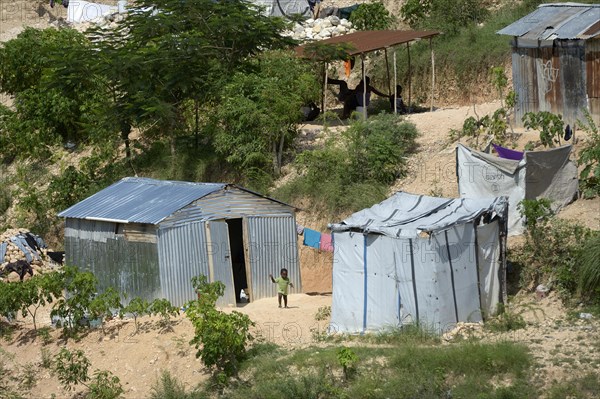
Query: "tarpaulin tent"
329 192 508 334
250 0 310 17
456 144 578 235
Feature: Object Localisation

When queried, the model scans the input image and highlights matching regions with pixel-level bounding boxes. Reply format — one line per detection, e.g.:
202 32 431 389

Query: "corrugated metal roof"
296 29 440 58
497 3 600 40
58 177 296 225
58 177 225 225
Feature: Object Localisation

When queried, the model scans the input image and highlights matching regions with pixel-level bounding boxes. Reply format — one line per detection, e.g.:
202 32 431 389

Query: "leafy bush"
123 297 150 334
513 200 594 301
275 114 418 214
150 371 208 399
400 0 489 35
522 111 566 147
14 273 63 331
51 266 98 333
337 347 359 381
349 1 395 31
186 275 254 381
314 306 331 321
577 109 600 198
89 288 123 334
150 298 180 329
54 348 123 399
485 303 526 332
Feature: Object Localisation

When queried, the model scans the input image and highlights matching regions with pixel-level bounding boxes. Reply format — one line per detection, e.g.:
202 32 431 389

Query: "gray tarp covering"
251 0 310 17
456 144 578 235
330 192 507 334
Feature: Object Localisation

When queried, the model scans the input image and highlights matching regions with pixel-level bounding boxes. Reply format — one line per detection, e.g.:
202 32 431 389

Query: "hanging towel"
303 228 321 249
492 143 524 161
320 233 333 252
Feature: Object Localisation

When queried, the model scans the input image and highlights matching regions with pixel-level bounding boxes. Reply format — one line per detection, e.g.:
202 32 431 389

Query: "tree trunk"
272 141 279 175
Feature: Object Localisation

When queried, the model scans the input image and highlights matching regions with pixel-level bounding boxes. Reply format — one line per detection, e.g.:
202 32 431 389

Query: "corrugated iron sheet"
205 221 237 308
497 4 600 40
157 222 210 307
66 234 161 303
58 177 225 224
65 218 116 243
245 215 301 301
161 187 294 228
296 30 439 58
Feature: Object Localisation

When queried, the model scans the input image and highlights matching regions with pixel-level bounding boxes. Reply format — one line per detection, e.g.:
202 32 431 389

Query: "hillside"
1 0 600 398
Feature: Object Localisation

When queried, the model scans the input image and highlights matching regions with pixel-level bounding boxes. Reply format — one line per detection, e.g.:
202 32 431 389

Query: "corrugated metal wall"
245 215 301 301
205 221 237 307
161 187 293 227
157 221 210 307
587 38 600 126
512 39 595 127
65 218 161 303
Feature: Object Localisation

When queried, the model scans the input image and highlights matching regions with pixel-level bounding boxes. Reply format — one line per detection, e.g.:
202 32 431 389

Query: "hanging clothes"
320 233 333 252
492 143 524 161
303 228 321 249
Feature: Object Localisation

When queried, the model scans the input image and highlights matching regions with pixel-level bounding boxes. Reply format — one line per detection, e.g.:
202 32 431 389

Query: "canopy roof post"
430 37 435 112
406 42 412 114
384 47 392 96
361 54 366 120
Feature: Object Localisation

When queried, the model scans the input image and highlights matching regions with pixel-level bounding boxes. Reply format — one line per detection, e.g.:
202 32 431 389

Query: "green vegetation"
186 275 254 383
512 199 598 304
350 1 396 31
522 111 566 147
578 109 600 198
275 114 418 214
54 348 124 399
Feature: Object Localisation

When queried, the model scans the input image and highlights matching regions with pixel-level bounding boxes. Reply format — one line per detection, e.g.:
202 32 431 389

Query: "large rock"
7 271 20 283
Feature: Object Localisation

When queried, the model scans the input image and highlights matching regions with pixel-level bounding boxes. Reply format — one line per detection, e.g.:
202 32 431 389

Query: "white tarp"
330 192 506 334
456 144 578 235
68 1 117 23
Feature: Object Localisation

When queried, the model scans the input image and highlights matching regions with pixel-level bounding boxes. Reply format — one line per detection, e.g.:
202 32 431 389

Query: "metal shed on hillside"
497 3 600 126
58 177 301 307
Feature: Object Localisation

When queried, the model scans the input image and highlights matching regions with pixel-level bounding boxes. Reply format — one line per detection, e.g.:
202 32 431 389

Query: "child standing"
269 268 294 308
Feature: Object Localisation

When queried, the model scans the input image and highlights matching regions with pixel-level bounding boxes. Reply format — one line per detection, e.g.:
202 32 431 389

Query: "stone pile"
0 228 61 283
284 15 355 42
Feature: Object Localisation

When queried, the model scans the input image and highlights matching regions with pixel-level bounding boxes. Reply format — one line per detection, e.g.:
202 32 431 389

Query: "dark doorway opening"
226 218 248 303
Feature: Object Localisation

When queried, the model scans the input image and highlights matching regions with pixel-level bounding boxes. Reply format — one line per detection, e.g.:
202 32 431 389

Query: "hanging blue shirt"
303 228 321 249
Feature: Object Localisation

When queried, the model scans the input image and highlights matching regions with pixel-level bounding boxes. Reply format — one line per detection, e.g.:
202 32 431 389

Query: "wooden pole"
394 50 397 115
430 37 435 112
407 42 412 114
384 47 392 96
362 54 366 120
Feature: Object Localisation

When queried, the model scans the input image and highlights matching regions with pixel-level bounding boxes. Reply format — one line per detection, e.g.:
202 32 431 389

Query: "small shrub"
150 371 207 399
485 304 526 332
150 298 179 329
89 288 123 334
186 275 254 380
522 111 565 147
123 297 150 334
51 266 98 334
314 306 331 321
37 327 53 345
577 109 600 198
337 347 359 381
54 348 123 399
40 347 53 369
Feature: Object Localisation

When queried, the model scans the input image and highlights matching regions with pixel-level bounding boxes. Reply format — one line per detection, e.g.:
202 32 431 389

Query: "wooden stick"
407 42 411 114
384 47 391 96
394 50 397 115
362 54 366 120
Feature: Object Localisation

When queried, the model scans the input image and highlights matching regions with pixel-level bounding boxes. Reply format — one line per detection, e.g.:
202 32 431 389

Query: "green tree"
16 273 63 331
89 0 294 150
400 0 488 35
350 1 396 31
214 50 319 177
51 266 98 333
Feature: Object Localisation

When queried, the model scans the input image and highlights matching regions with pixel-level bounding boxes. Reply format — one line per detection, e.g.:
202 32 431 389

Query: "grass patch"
221 339 535 398
548 373 600 399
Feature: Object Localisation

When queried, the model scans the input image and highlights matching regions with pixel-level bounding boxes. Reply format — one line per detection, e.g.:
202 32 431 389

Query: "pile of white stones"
284 15 355 42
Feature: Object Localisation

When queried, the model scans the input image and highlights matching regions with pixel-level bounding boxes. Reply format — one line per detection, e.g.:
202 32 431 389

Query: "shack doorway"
226 218 249 303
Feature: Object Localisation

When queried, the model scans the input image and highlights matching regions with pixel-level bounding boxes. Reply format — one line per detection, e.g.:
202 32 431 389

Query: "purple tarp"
493 143 524 161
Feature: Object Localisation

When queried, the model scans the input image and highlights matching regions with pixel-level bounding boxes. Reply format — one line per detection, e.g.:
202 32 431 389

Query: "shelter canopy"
330 192 507 238
295 30 439 58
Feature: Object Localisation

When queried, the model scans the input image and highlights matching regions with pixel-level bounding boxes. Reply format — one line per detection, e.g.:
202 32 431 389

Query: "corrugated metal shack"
58 177 301 307
497 3 600 127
